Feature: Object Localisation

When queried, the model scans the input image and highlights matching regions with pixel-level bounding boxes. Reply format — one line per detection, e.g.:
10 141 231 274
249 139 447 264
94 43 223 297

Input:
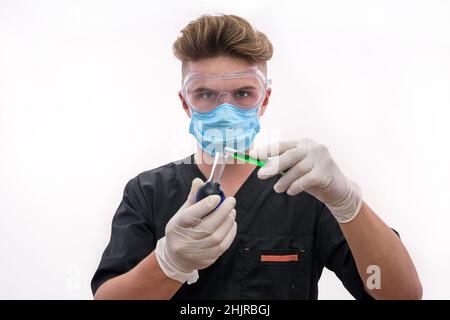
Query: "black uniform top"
92 154 372 299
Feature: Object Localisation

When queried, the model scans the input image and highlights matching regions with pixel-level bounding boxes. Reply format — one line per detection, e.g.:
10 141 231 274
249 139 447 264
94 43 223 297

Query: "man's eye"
199 91 216 100
235 91 251 99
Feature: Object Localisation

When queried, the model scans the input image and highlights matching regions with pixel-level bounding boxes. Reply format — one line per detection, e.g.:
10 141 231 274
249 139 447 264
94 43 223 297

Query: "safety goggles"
181 67 271 113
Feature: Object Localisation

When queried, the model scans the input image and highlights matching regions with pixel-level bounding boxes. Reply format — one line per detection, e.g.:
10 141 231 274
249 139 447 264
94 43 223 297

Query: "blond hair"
173 14 273 72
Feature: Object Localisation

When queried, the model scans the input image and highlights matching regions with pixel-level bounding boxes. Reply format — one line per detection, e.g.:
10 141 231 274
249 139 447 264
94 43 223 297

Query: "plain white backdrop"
1 0 449 299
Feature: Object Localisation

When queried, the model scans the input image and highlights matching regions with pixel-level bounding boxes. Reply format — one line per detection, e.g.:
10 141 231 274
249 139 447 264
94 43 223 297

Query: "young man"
92 14 422 300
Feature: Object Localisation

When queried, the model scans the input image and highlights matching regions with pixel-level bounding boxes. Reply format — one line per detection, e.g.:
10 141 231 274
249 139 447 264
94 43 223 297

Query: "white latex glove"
250 139 362 223
155 178 237 284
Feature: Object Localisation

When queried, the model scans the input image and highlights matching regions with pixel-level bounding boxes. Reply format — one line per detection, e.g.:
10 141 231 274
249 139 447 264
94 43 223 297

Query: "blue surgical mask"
189 103 260 156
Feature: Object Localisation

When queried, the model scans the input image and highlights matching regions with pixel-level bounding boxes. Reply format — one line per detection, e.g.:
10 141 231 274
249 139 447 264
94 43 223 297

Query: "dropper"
195 151 227 212
208 151 226 184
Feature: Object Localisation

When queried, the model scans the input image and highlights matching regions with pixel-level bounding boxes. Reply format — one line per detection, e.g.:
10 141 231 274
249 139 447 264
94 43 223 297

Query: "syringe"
224 146 286 174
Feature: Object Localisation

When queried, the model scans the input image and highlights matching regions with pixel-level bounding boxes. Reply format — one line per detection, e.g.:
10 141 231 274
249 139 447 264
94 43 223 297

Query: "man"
92 14 422 299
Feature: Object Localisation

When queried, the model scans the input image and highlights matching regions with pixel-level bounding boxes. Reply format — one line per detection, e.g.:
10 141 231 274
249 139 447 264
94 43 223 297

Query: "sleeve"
314 202 373 300
91 176 156 296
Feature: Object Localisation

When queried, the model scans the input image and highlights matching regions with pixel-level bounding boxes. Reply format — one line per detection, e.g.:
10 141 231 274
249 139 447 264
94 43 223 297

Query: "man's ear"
259 88 272 116
178 91 191 117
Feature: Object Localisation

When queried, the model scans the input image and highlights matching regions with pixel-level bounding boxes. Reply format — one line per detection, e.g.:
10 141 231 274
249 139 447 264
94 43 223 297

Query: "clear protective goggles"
181 67 271 113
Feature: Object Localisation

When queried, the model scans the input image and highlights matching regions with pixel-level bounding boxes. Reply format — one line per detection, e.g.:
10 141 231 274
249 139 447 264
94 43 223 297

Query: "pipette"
195 151 226 212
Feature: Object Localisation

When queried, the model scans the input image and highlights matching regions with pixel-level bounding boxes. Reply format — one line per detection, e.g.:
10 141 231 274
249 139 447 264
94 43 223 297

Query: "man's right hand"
155 178 237 284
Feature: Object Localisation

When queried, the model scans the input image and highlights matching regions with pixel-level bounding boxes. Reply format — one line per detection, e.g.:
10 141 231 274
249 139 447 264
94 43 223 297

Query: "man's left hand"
250 139 363 223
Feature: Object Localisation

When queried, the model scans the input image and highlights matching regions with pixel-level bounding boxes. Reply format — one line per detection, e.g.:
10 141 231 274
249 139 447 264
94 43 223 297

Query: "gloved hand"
155 178 237 284
250 139 362 223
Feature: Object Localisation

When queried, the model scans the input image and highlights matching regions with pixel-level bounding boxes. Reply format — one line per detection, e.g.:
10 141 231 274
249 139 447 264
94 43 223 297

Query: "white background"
1 0 449 299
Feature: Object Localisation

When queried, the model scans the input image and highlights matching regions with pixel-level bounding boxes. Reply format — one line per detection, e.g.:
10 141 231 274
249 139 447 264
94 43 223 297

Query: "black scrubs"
91 154 372 299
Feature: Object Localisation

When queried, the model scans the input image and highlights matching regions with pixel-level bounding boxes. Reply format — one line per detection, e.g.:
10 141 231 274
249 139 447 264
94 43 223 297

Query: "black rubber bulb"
195 181 225 209
195 152 226 215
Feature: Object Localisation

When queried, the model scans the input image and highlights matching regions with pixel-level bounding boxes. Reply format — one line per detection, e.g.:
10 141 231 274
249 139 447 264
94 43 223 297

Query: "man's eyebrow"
191 85 257 93
192 87 217 93
234 85 257 91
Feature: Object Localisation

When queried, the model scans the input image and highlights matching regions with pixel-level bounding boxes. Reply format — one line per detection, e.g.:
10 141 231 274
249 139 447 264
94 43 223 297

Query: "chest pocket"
238 235 311 300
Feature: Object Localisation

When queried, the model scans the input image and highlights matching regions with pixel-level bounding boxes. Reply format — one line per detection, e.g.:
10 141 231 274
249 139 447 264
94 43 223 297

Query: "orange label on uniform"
260 254 299 262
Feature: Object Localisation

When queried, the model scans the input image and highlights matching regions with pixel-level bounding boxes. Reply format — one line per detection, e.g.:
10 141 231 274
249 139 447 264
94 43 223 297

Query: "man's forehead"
182 57 259 76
